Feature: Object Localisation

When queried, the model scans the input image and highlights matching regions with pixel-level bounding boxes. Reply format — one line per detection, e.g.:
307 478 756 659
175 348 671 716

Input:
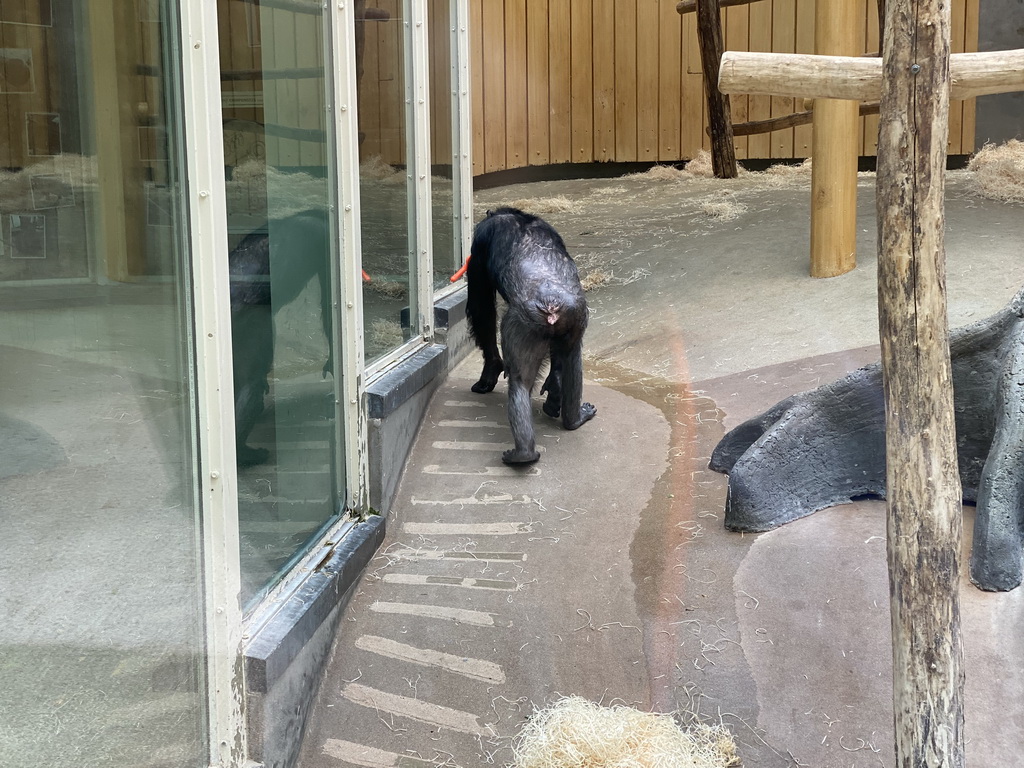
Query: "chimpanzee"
466 207 597 464
229 210 332 466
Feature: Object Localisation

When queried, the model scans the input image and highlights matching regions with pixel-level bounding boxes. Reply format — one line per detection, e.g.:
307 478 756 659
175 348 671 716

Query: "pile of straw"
512 697 741 768
967 140 1024 204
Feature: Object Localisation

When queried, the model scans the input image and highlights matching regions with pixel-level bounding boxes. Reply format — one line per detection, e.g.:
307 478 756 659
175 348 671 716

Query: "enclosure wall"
341 0 980 175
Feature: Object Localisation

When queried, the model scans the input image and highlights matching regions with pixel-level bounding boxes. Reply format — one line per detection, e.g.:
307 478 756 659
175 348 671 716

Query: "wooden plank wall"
355 0 979 175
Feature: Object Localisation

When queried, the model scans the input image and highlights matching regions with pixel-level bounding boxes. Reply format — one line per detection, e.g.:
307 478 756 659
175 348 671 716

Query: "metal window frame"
177 1 248 766
326 0 370 511
405 0 434 343
447 0 473 292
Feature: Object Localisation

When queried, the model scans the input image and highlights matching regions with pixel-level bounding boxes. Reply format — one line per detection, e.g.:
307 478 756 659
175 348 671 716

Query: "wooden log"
718 48 1024 101
810 0 859 278
676 0 765 13
695 0 738 178
729 102 879 136
877 0 965 764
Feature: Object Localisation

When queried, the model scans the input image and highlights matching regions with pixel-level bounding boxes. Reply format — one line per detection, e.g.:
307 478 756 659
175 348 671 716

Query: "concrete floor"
297 167 1024 767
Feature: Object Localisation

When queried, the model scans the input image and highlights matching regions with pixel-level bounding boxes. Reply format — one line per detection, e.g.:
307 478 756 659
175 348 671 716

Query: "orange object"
450 254 471 283
362 269 371 283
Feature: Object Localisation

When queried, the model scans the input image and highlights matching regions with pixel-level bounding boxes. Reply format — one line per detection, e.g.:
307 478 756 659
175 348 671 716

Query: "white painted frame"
449 0 473 289
326 0 369 510
405 0 434 341
177 1 248 766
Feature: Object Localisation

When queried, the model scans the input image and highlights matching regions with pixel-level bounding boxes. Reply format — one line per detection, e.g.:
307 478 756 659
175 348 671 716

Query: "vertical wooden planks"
657 0 682 161
724 1 750 159
614 0 638 161
377 1 405 166
592 0 615 161
770 0 796 158
527 0 551 165
470 0 485 174
681 8 704 158
504 0 528 168
570 0 594 163
746 0 772 158
359 9 384 161
862 0 881 156
948 0 966 152
462 0 978 172
793 0 814 156
548 0 573 163
960 0 979 153
295 11 324 168
636 0 661 162
481 0 506 172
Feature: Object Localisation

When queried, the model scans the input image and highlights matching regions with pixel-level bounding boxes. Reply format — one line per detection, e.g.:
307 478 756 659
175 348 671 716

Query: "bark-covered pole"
695 0 738 178
876 0 965 764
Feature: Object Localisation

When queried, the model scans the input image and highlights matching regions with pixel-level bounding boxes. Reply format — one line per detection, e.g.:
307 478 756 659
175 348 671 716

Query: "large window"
0 2 207 766
218 0 346 606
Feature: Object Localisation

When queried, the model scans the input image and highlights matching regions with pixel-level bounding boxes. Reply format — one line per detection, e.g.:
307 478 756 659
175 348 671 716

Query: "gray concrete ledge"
244 514 386 694
366 344 447 420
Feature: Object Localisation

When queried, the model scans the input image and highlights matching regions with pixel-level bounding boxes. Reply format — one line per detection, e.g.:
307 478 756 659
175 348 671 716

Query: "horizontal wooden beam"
726 102 880 137
719 49 1024 101
677 0 766 14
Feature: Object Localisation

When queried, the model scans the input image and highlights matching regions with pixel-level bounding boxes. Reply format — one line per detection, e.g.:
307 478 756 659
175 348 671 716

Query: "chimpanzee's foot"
564 402 597 430
237 444 270 467
502 447 541 465
472 359 504 394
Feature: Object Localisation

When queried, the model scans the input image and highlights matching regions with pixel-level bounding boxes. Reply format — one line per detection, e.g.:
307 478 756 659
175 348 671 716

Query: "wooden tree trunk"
695 0 737 178
877 0 965 763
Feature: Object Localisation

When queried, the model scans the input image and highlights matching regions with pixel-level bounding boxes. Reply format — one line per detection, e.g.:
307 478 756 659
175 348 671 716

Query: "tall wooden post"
876 0 965 764
695 0 738 178
809 0 859 277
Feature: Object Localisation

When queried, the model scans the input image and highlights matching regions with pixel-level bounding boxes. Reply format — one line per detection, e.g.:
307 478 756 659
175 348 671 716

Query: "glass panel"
218 0 344 606
355 0 415 363
429 0 458 288
0 2 206 766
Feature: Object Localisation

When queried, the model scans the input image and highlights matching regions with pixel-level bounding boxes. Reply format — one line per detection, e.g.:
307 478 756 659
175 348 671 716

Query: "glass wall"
0 2 207 766
355 0 415 363
429 0 459 287
218 0 345 606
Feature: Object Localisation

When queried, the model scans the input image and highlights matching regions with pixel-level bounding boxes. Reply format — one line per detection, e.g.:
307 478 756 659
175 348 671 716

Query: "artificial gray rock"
710 288 1024 592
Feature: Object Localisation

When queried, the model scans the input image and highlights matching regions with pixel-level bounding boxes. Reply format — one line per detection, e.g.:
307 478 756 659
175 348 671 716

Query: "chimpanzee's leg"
466 281 504 394
540 351 562 419
560 339 597 430
232 304 274 466
500 317 546 464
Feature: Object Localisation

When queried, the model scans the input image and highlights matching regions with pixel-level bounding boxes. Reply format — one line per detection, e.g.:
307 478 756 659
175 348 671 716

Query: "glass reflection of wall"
0 2 206 766
428 0 457 288
355 1 414 363
218 0 344 606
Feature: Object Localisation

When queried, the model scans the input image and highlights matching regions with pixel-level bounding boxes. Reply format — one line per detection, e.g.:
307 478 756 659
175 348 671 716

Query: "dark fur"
229 210 332 466
466 207 596 464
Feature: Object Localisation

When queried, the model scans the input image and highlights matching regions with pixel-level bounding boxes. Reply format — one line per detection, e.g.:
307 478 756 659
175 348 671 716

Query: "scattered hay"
367 318 404 349
228 160 330 217
631 164 691 182
684 150 716 178
512 696 741 768
0 154 98 210
967 140 1024 204
754 158 813 188
365 280 407 300
502 196 584 215
580 270 614 291
360 155 402 182
697 198 747 221
590 185 628 197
